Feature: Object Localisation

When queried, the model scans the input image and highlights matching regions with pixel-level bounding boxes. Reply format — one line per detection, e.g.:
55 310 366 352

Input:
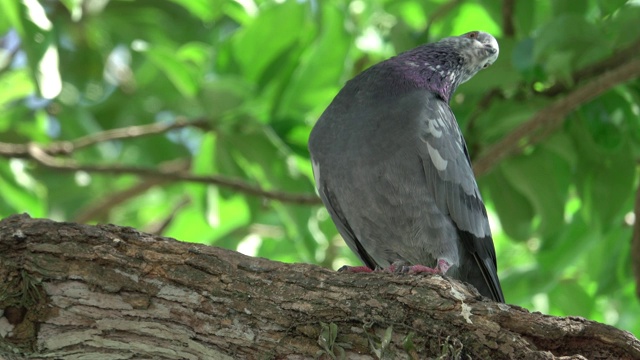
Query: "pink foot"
408 259 451 274
338 265 374 273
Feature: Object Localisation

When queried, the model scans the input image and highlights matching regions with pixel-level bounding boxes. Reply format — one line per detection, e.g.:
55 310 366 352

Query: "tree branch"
0 118 209 158
0 118 321 206
26 144 321 205
1 214 638 359
473 57 640 176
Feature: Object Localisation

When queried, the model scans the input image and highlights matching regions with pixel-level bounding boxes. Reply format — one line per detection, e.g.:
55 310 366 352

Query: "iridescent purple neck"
390 46 463 102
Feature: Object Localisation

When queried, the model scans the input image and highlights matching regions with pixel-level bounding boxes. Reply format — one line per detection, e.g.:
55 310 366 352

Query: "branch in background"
73 160 191 223
0 118 320 206
541 39 640 97
0 117 209 158
27 144 321 205
502 0 515 38
633 176 640 300
68 117 209 152
473 58 640 177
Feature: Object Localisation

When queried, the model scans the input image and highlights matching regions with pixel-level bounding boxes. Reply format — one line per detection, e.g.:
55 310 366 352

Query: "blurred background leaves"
1 0 639 337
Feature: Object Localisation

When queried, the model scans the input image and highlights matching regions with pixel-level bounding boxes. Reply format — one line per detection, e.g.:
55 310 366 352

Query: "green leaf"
0 2 23 34
586 225 632 295
551 0 589 16
534 15 608 73
482 168 534 241
167 0 224 22
146 45 199 98
548 279 594 318
606 4 640 48
569 102 636 228
537 215 599 279
513 0 537 35
500 148 569 238
474 97 549 143
0 161 46 217
0 69 35 108
597 0 628 16
232 2 308 82
277 4 351 118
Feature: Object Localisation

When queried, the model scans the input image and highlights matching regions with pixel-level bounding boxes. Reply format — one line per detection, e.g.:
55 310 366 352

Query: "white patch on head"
405 61 419 67
426 142 448 171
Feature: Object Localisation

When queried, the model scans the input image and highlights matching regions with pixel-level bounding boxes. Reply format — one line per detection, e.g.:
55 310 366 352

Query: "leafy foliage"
1 0 639 337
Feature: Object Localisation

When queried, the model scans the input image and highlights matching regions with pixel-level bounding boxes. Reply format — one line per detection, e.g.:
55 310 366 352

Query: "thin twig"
52 117 210 155
473 58 640 176
0 118 209 158
27 144 321 205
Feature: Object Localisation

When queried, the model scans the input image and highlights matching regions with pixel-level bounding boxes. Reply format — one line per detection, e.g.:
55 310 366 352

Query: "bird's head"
380 30 499 101
439 31 499 84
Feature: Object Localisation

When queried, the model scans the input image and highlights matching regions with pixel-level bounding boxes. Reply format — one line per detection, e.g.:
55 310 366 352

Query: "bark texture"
0 214 638 360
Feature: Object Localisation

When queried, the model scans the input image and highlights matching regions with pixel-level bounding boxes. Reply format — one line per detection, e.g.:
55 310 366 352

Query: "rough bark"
0 214 638 360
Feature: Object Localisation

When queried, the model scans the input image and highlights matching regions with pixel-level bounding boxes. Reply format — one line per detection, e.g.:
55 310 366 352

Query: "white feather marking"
311 159 321 190
426 142 448 171
436 115 447 130
426 119 442 138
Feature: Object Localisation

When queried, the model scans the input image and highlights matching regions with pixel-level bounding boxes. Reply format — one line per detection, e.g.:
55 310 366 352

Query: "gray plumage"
308 31 505 302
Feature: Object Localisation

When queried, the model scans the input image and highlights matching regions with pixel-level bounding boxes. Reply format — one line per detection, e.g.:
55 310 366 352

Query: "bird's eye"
466 31 479 39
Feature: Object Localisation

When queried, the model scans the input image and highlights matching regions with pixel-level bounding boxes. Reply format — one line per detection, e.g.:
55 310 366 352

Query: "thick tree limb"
1 214 638 359
473 58 640 176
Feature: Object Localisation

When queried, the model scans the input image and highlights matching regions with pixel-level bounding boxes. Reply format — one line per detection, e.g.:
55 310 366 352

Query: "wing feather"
415 91 505 302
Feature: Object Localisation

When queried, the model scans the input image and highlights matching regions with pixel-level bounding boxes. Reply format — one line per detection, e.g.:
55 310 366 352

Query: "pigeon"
308 31 505 302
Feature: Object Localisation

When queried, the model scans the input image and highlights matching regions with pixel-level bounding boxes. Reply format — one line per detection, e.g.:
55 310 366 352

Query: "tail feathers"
473 253 505 303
